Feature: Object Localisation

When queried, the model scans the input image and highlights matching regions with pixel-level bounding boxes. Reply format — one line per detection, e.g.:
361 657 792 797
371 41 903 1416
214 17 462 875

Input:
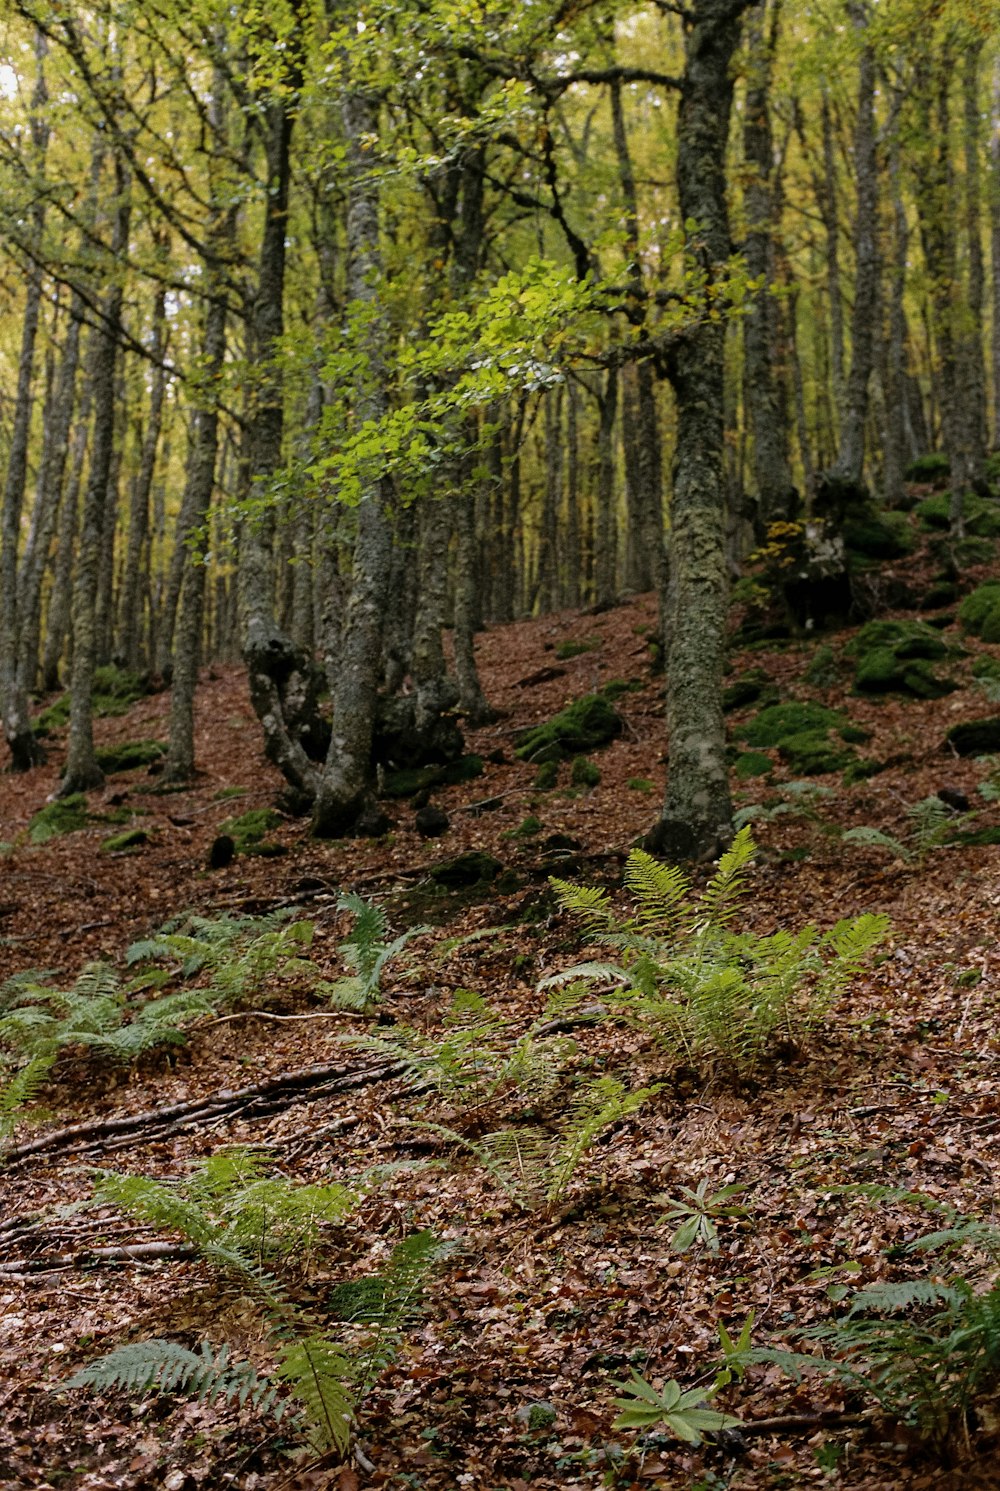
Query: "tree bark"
118 285 167 672
594 367 619 609
650 0 749 862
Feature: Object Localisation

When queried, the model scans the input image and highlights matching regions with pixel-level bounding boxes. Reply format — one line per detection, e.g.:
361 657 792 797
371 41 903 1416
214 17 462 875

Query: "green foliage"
847 620 955 698
842 797 954 864
514 694 622 764
324 893 426 1011
101 828 151 853
570 757 601 788
555 638 598 659
804 644 838 688
547 829 888 1081
218 807 284 855
732 780 834 830
273 1335 355 1455
125 910 315 1006
611 1371 742 1444
627 776 656 794
916 492 1000 538
62 1340 283 1416
94 740 167 775
959 582 1000 643
28 793 91 844
534 760 559 790
0 1052 54 1139
732 751 773 781
659 1179 750 1254
905 452 950 485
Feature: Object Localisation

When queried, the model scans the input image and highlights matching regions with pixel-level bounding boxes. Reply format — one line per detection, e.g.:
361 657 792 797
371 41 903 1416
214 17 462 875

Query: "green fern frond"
623 850 691 937
537 960 629 991
61 1338 282 1416
844 1280 965 1318
275 1334 355 1454
549 877 616 936
842 826 909 860
0 1052 55 1137
698 825 755 927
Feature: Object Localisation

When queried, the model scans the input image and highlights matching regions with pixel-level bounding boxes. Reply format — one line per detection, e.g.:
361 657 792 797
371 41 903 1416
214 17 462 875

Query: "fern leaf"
698 826 755 927
549 877 616 936
537 960 629 991
843 1281 964 1318
0 1052 55 1137
275 1334 354 1454
623 849 691 938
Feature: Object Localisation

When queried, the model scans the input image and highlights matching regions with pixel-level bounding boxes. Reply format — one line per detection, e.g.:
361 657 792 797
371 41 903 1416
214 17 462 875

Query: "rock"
959 582 1000 642
937 787 970 813
208 834 235 869
415 804 449 837
946 718 1000 757
847 620 956 699
542 833 582 851
429 851 503 888
514 694 623 763
355 804 392 838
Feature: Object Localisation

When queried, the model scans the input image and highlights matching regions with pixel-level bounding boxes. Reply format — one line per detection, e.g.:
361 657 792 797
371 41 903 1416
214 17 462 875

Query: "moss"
213 786 248 801
946 718 1000 757
220 807 283 854
29 794 90 844
959 583 1000 639
848 619 956 698
921 581 958 610
534 760 559 790
777 730 854 775
972 656 1000 682
839 724 872 744
382 754 484 799
601 678 643 701
94 739 167 775
843 509 914 559
34 667 148 738
842 759 887 785
429 851 503 888
804 645 838 688
571 757 601 788
503 815 542 840
917 493 1000 538
555 638 598 660
100 828 151 853
739 701 845 748
627 776 656 794
733 751 773 781
723 669 777 713
905 452 950 485
514 695 622 763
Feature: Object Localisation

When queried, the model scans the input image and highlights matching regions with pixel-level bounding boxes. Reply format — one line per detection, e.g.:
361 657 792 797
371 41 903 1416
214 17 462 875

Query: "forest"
2 0 1000 1487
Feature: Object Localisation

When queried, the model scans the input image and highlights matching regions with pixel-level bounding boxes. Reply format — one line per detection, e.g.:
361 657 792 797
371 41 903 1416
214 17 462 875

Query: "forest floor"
4 552 1000 1491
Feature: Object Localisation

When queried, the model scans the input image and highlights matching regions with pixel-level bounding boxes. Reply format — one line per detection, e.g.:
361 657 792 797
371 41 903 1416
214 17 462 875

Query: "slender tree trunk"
537 385 562 612
651 0 748 862
313 80 394 836
119 286 167 671
820 90 845 427
60 155 131 796
960 43 987 489
828 14 878 492
883 119 909 508
991 56 1000 449
594 366 619 609
564 381 581 610
742 0 796 530
0 32 49 770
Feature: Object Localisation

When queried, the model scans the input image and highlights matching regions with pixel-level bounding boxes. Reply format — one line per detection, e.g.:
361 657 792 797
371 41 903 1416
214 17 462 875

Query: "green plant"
324 893 426 1011
546 828 888 1081
571 757 601 788
842 796 956 864
126 910 315 1005
611 1372 741 1445
733 780 834 830
659 1179 750 1254
62 1154 449 1457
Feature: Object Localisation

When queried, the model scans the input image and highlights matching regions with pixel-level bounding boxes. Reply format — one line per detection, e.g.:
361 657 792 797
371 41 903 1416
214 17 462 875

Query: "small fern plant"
125 910 316 1005
322 893 427 1011
843 796 958 864
62 1152 450 1457
545 827 888 1082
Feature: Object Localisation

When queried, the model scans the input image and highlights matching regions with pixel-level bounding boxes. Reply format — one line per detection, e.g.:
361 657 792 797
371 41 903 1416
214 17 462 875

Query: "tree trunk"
742 0 796 530
594 366 619 609
0 31 49 771
650 0 748 862
959 43 987 491
313 80 394 836
991 56 1000 449
60 155 131 796
118 286 167 672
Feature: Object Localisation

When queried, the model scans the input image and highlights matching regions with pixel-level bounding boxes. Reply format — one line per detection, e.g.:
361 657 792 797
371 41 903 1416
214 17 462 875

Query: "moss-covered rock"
381 754 484 799
905 452 950 486
101 828 151 853
921 581 959 611
219 807 283 856
733 750 773 780
570 757 601 788
29 794 90 844
514 695 622 764
843 509 914 559
534 760 559 790
916 493 1000 538
95 739 167 775
804 645 838 688
972 656 1000 682
959 583 1000 643
723 668 778 713
739 701 846 748
34 666 149 738
946 718 1000 757
847 619 956 698
429 851 503 889
778 731 854 775
601 679 644 701
555 638 598 660
842 759 887 785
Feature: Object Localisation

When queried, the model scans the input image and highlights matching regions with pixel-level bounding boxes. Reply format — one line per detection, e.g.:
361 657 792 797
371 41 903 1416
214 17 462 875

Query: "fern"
62 1339 283 1416
328 1230 453 1391
548 833 888 1081
323 894 427 1011
125 911 314 1007
0 1051 55 1138
842 826 909 860
274 1334 355 1454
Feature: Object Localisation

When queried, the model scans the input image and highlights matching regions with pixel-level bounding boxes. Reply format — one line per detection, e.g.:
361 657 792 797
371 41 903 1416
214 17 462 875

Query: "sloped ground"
3 563 1000 1491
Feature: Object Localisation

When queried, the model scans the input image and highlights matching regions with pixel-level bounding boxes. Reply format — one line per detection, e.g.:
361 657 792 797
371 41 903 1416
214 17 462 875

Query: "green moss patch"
213 786 248 801
100 828 151 853
972 656 1000 682
514 695 622 764
905 452 950 486
601 679 644 701
534 760 559 790
627 777 656 794
739 701 845 748
570 757 601 788
847 620 956 698
555 638 599 660
29 794 91 844
778 731 854 776
429 851 503 889
916 493 1000 538
734 751 774 781
34 666 149 738
843 509 914 560
959 584 1000 644
219 807 284 856
94 739 167 775
382 754 484 799
723 668 777 713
